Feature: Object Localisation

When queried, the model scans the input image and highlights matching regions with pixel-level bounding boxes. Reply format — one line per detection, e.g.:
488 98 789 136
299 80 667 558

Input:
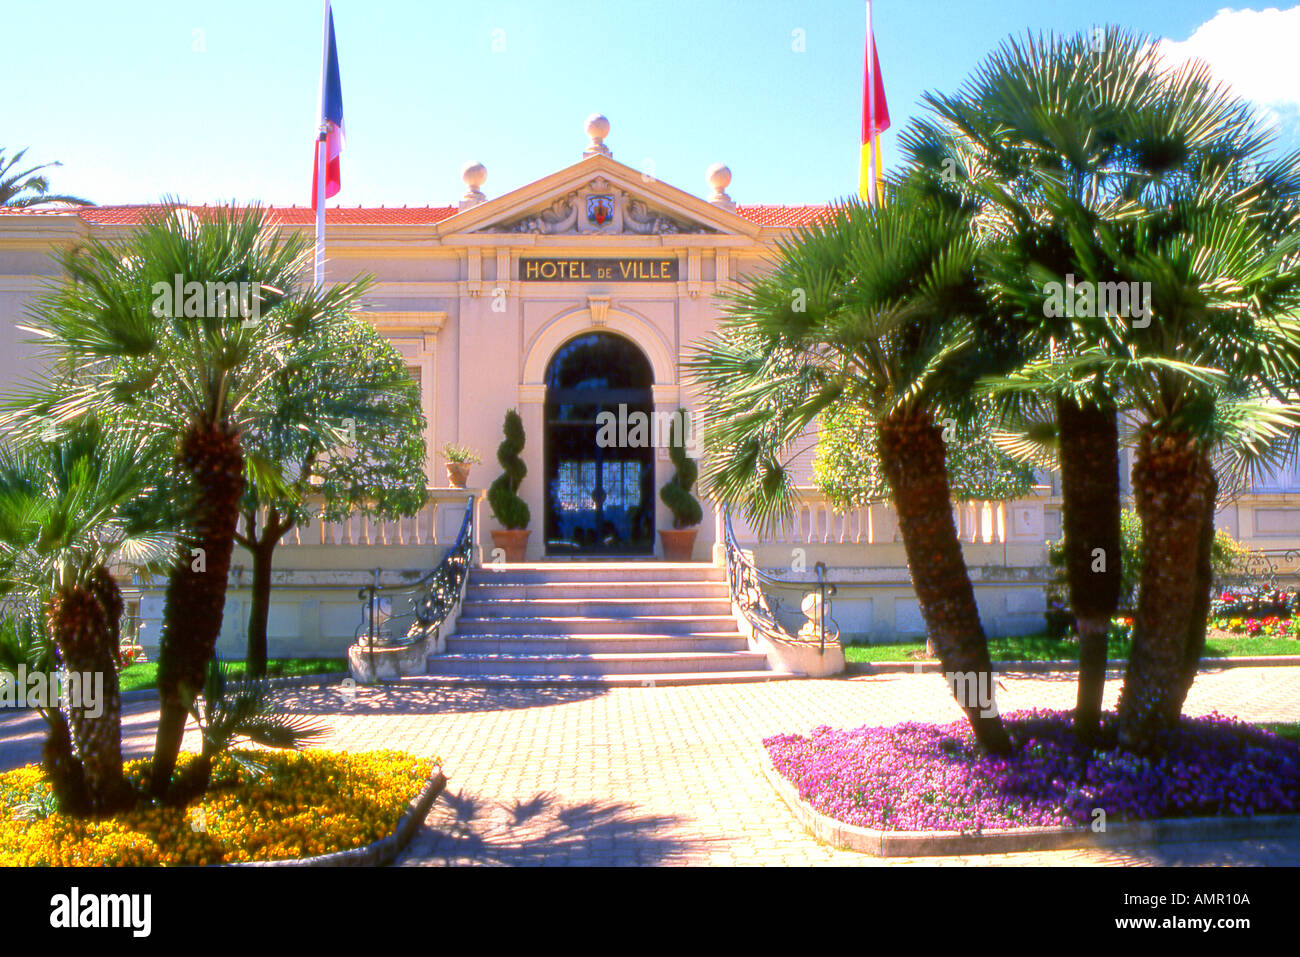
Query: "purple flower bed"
764 710 1300 832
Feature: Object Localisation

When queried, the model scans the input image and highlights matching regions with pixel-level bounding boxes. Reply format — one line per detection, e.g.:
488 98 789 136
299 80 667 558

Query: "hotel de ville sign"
519 257 679 282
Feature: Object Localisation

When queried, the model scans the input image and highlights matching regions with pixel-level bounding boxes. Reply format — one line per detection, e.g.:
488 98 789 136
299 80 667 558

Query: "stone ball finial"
459 161 487 209
586 113 610 140
706 163 735 210
584 113 612 158
462 161 487 189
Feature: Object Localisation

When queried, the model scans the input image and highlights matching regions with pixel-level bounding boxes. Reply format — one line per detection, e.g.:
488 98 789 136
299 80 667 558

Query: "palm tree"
688 191 1013 755
0 149 92 208
996 181 1300 750
5 201 369 800
0 421 173 815
902 26 1288 747
237 303 426 678
1097 199 1300 749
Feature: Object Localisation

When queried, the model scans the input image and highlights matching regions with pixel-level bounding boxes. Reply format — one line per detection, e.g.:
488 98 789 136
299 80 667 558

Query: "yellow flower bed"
0 749 438 866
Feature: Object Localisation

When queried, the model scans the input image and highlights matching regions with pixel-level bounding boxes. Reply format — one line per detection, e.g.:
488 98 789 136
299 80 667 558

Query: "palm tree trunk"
878 410 1011 755
1171 465 1217 718
1055 397 1122 748
242 508 291 680
151 421 245 801
41 708 89 817
47 574 130 815
1117 428 1214 753
246 540 273 681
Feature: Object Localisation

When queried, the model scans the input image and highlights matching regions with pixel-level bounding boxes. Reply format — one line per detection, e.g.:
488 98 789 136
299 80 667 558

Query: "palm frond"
192 660 329 756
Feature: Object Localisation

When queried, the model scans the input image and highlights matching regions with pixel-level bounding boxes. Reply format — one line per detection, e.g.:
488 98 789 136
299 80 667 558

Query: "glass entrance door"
544 333 655 557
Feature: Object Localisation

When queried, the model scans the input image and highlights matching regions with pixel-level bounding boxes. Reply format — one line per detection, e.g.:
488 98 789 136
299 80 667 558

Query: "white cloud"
1156 6 1300 115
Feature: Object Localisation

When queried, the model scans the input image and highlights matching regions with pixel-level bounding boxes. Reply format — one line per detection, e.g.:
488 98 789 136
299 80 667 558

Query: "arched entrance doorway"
544 332 655 556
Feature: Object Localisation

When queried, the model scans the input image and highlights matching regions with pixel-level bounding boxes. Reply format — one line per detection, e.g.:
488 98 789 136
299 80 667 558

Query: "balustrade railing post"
816 561 826 655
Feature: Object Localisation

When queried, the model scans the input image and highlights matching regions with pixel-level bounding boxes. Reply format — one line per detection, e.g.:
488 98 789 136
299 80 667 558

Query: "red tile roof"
734 204 829 227
0 202 829 229
0 204 461 226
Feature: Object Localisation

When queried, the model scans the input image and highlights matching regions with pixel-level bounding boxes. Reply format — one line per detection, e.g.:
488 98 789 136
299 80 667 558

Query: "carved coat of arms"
586 194 615 227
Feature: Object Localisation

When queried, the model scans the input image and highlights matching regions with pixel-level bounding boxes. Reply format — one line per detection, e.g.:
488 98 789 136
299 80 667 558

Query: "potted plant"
440 443 480 488
487 409 531 561
658 407 702 561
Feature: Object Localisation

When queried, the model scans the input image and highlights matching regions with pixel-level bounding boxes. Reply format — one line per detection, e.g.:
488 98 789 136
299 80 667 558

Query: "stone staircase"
418 562 795 686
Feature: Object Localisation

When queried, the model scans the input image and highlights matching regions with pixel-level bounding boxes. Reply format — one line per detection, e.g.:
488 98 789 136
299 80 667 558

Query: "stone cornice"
0 275 55 294
369 281 461 298
518 384 546 403
364 310 447 334
651 384 681 403
441 233 534 246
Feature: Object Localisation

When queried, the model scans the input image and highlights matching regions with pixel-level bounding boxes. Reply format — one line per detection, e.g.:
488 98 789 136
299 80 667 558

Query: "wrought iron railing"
722 510 837 655
1214 548 1300 594
355 497 474 664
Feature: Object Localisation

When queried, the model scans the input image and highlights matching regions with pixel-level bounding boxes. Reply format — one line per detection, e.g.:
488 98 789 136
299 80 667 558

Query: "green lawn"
119 658 348 694
1258 722 1300 743
844 632 1300 664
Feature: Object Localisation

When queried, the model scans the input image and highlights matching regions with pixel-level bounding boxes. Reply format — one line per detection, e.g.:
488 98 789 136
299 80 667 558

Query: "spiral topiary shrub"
659 408 702 529
487 408 530 530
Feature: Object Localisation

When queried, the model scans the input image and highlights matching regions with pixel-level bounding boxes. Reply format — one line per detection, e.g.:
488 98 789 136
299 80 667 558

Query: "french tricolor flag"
311 5 345 210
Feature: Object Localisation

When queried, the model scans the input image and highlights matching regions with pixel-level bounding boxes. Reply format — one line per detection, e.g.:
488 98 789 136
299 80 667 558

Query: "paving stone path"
2 666 1299 865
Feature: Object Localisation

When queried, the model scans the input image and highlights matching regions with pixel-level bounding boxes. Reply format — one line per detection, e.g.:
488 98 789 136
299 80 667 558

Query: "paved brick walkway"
3 666 1299 865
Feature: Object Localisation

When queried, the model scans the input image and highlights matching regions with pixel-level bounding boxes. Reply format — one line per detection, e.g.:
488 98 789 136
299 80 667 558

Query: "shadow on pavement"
0 705 186 771
0 683 606 771
272 683 608 716
398 787 714 866
1070 838 1300 867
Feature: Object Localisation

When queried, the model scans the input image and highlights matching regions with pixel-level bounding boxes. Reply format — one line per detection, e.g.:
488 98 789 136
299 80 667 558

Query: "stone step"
423 561 769 684
453 615 740 636
464 580 729 601
425 650 770 677
459 597 733 618
446 634 749 654
399 670 797 688
471 562 725 585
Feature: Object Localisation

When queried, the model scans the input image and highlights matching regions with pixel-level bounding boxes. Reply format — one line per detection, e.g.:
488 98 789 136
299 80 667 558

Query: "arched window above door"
544 331 654 393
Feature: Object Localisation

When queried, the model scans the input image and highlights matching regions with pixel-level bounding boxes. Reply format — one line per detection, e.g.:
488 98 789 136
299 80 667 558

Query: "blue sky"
9 1 1300 208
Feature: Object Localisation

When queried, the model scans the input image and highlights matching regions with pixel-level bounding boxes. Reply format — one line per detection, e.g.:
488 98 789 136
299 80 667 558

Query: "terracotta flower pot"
490 528 531 562
445 462 472 488
659 527 698 562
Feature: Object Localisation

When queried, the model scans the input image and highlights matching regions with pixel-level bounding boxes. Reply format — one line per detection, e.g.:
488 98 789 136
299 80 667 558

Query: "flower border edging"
845 656 1300 677
761 759 1300 857
229 768 447 867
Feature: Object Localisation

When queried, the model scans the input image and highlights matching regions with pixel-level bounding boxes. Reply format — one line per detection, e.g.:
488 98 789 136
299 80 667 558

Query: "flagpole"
867 0 877 206
314 0 330 286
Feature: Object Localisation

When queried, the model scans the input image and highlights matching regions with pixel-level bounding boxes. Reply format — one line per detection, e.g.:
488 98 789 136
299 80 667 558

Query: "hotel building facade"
1 117 1298 678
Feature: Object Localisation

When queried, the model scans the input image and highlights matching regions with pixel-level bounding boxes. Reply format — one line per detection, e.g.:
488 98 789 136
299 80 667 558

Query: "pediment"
485 178 715 235
437 155 758 239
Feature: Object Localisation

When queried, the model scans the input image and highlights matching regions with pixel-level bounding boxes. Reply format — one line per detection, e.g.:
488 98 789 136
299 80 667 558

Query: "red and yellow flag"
858 25 890 204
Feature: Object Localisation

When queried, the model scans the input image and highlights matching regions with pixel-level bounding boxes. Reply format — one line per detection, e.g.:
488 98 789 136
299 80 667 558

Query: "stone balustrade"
717 486 1054 561
240 487 487 556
